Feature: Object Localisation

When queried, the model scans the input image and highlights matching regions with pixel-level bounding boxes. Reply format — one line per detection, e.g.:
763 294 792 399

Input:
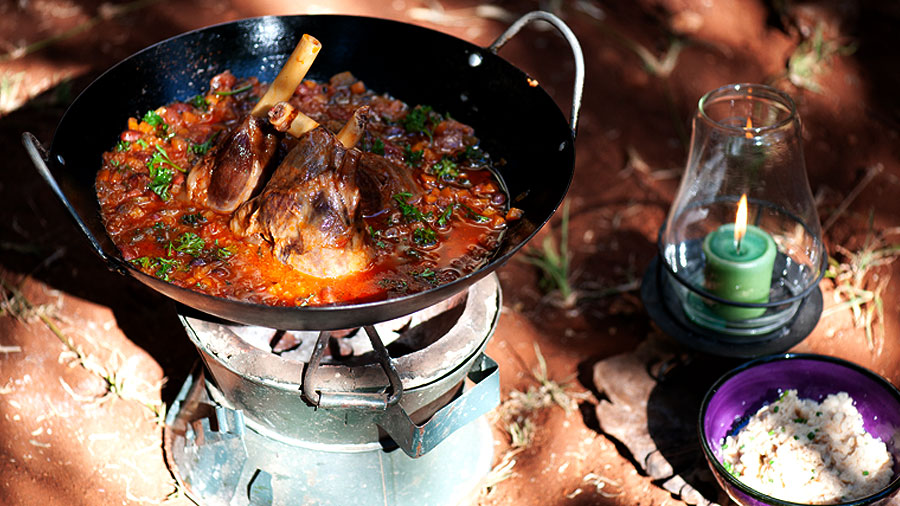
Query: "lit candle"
702 194 776 321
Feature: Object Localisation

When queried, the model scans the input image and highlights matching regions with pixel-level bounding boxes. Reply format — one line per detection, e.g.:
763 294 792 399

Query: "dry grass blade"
494 343 587 450
519 201 576 307
779 22 857 93
823 224 900 355
480 448 523 495
1 274 166 421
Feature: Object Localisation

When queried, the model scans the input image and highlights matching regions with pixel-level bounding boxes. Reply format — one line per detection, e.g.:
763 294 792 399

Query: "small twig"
822 163 882 232
1 275 165 420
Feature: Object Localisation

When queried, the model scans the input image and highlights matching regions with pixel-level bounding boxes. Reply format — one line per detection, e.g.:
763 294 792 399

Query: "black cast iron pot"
24 11 583 330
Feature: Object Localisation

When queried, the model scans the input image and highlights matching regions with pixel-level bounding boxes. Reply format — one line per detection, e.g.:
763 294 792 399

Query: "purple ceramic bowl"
699 353 900 506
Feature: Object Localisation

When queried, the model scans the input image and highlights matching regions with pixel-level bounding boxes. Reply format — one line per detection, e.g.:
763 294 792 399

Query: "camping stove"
164 274 501 506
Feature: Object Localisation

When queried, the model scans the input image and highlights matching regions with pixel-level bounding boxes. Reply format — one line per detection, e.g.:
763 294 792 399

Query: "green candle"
702 223 776 321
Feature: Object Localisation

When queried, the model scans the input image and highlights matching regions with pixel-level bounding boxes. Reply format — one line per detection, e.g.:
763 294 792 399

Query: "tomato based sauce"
95 71 517 306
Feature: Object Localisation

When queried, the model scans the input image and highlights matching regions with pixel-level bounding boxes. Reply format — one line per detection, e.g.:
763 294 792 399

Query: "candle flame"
744 117 754 139
734 194 748 252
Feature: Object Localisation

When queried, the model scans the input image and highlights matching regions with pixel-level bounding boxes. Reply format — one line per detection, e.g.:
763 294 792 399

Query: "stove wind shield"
165 274 502 506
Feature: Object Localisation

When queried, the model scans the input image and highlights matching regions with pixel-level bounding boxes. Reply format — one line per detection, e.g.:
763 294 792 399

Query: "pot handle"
487 10 584 136
376 353 500 458
21 132 126 274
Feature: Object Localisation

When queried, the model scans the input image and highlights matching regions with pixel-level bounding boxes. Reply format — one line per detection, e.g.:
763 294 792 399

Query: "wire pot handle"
22 132 127 274
488 10 584 136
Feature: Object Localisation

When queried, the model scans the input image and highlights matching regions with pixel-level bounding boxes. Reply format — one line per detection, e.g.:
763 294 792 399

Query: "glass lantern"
659 84 826 336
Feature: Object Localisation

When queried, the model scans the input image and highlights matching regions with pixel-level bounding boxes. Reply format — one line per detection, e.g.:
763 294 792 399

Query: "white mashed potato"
721 390 893 504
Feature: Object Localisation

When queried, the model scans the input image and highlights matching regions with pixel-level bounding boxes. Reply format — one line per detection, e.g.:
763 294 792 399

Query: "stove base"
164 367 494 506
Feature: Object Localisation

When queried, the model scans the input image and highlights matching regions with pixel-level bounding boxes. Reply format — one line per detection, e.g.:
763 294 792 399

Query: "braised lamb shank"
229 123 420 278
191 34 423 279
186 115 278 212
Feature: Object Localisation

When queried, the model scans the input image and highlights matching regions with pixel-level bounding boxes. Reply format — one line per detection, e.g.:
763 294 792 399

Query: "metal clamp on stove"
302 325 500 457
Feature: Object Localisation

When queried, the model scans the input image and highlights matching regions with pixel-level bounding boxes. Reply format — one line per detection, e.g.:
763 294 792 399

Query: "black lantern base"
640 255 823 358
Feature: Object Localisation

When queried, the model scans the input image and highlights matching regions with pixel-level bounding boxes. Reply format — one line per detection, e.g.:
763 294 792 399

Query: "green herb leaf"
462 204 490 223
115 140 131 152
392 192 425 222
181 212 207 226
404 144 424 167
148 164 174 201
130 257 151 269
152 257 179 281
414 268 437 283
190 131 219 155
412 227 437 247
216 246 235 260
431 157 459 181
437 204 455 227
149 144 184 173
213 84 253 96
401 105 441 141
135 138 149 149
459 145 488 165
371 138 385 155
142 110 165 126
175 232 205 256
190 94 209 111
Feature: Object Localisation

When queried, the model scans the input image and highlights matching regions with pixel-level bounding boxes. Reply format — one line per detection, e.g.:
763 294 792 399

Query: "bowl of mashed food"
699 353 900 505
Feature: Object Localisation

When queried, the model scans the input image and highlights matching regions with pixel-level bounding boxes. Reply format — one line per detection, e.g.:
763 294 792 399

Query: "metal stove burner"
164 274 502 506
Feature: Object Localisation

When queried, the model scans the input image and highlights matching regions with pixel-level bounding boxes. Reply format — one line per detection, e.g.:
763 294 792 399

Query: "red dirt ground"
2 1 899 505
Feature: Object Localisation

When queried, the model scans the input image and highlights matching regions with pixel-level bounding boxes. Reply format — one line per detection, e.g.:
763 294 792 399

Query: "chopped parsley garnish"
437 205 455 227
216 245 236 260
150 144 184 173
721 443 728 450
722 460 737 477
135 138 149 149
146 145 182 201
371 138 384 155
459 145 488 165
393 192 425 222
142 110 165 127
793 417 807 424
431 157 459 181
153 257 179 281
404 144 424 167
815 411 822 416
401 105 441 141
130 257 151 269
175 232 205 256
148 165 174 201
462 204 490 223
115 140 130 152
191 132 219 155
190 94 209 111
412 227 437 247
773 406 779 413
863 471 869 476
414 268 437 282
213 83 253 96
130 256 179 281
181 212 207 226
807 432 816 440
